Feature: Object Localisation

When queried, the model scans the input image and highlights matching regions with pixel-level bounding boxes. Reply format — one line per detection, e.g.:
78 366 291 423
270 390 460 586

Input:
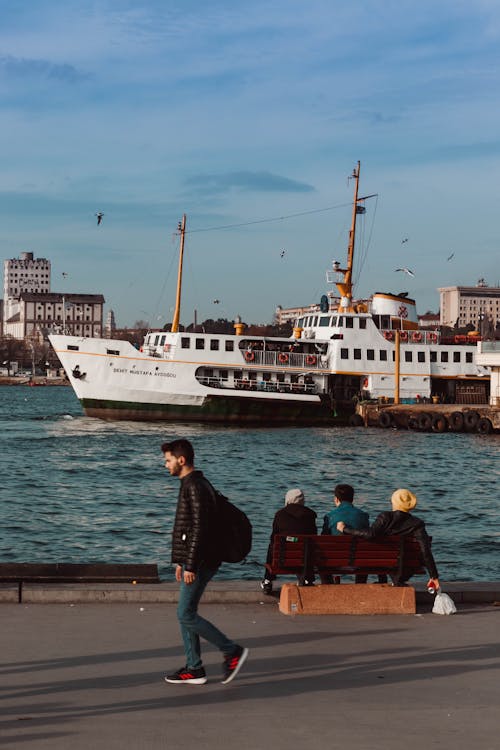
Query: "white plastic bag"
432 590 457 615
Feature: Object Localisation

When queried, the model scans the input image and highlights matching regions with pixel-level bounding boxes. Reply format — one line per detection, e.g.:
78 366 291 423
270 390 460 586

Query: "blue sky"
1 0 499 327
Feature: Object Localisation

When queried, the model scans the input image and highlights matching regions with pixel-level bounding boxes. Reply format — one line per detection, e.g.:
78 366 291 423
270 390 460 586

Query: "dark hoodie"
271 504 317 538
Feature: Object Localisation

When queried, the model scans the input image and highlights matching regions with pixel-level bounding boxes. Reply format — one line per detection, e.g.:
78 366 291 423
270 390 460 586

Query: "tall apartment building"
438 280 500 329
3 251 51 298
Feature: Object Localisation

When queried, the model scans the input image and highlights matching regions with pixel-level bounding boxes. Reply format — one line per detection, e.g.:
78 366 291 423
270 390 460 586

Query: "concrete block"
279 583 416 615
0 584 19 603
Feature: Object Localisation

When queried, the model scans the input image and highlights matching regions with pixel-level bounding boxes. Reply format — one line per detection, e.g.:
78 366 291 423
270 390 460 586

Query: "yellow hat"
391 488 417 512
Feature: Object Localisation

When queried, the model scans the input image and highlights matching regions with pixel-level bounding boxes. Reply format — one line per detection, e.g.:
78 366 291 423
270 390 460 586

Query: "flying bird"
447 253 455 261
401 237 409 244
95 212 104 225
395 267 415 277
213 299 220 304
280 249 286 258
61 272 68 279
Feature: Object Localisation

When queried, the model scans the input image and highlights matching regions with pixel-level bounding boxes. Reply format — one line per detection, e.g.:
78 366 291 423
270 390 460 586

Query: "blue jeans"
177 563 236 669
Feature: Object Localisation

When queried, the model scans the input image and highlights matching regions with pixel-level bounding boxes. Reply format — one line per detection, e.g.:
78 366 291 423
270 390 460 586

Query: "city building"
104 309 116 338
275 303 321 325
417 312 440 328
439 280 500 329
3 293 105 340
3 251 51 298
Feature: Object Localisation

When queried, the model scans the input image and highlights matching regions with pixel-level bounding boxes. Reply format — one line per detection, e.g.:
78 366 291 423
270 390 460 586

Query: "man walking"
161 438 248 685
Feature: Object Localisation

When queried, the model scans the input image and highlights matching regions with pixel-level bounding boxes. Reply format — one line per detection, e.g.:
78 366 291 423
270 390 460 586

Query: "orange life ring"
412 332 422 343
400 331 408 342
278 352 289 364
244 350 255 362
305 354 317 366
384 331 394 341
428 332 438 343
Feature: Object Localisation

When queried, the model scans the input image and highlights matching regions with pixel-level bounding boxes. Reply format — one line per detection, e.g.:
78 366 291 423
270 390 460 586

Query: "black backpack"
214 490 252 563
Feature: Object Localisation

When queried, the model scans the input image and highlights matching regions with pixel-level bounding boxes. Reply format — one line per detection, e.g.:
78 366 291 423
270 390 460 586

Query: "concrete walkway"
1 593 499 749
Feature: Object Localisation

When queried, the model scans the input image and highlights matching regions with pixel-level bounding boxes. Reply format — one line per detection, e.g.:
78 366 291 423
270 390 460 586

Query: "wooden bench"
269 534 426 584
0 563 159 602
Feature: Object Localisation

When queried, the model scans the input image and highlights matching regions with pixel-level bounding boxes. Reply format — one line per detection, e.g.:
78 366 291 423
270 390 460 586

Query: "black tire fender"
449 411 464 431
378 411 392 428
477 417 493 435
418 412 432 431
463 410 480 429
407 415 419 430
349 413 364 427
431 414 448 433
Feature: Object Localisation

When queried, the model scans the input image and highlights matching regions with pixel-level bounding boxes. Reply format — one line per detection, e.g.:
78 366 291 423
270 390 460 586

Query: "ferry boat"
49 162 490 423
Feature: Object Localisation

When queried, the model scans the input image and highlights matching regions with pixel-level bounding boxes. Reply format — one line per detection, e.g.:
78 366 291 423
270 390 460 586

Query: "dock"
355 402 499 432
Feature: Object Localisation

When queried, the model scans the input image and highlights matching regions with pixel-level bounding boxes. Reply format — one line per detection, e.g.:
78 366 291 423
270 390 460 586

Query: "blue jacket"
322 502 369 535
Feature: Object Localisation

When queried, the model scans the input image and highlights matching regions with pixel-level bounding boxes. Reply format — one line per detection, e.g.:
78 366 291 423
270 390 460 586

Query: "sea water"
0 386 498 581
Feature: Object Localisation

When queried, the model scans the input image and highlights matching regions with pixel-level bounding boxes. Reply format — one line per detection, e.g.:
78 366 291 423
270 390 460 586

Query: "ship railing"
197 375 317 394
240 349 322 368
381 330 441 344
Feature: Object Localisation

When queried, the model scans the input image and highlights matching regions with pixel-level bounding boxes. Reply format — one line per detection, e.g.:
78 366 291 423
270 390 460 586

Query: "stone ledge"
279 583 416 615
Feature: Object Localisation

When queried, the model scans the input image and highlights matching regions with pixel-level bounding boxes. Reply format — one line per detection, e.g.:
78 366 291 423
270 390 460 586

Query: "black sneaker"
164 666 207 685
221 646 249 684
260 579 273 595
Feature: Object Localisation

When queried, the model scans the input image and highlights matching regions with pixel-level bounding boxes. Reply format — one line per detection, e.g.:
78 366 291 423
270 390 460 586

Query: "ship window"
430 351 437 362
340 348 349 359
441 351 449 362
319 316 330 326
210 339 219 351
359 319 367 329
106 349 120 355
466 352 473 363
154 335 160 346
181 337 190 348
337 317 343 327
367 349 375 360
354 348 361 360
159 335 166 346
298 318 304 327
392 351 395 362
418 351 425 363
225 340 234 352
262 372 271 381
220 370 228 380
196 338 205 350
313 316 318 325
67 345 79 351
345 317 354 329
205 368 214 378
453 351 461 363
405 351 413 362
379 350 387 361
277 372 285 382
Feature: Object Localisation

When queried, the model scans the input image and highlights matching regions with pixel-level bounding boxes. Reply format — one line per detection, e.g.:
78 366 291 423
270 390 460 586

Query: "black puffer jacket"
171 470 221 572
270 504 317 538
343 510 439 579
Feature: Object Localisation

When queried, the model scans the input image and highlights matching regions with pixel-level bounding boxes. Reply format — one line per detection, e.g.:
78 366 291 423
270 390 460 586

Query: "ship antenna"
171 214 186 333
336 161 360 312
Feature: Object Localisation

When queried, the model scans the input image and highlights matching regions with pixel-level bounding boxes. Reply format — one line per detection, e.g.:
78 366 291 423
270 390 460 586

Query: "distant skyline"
1 0 499 328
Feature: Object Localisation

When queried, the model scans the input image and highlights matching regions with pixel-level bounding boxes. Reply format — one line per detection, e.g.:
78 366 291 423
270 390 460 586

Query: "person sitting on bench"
322 483 386 584
337 488 439 589
261 488 317 595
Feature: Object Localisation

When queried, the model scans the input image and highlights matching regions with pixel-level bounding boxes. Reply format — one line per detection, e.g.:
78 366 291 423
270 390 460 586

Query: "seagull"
395 267 415 277
95 212 104 225
280 249 286 258
447 253 454 261
61 272 68 279
401 237 409 244
213 299 220 304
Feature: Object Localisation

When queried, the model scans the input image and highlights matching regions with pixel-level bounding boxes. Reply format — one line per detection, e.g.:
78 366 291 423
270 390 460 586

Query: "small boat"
49 163 490 423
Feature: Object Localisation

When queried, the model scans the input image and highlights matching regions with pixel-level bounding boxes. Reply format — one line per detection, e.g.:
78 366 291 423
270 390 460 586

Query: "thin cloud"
0 54 87 83
184 171 315 196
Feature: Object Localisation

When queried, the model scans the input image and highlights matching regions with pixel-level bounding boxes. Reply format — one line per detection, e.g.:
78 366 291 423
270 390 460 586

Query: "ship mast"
336 161 361 312
171 214 186 333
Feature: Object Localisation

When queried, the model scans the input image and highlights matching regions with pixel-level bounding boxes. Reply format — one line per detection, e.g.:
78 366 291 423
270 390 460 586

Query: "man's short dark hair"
161 438 194 465
334 484 354 503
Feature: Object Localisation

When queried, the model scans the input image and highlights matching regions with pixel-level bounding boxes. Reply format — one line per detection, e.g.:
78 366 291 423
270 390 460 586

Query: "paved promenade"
1 586 499 750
